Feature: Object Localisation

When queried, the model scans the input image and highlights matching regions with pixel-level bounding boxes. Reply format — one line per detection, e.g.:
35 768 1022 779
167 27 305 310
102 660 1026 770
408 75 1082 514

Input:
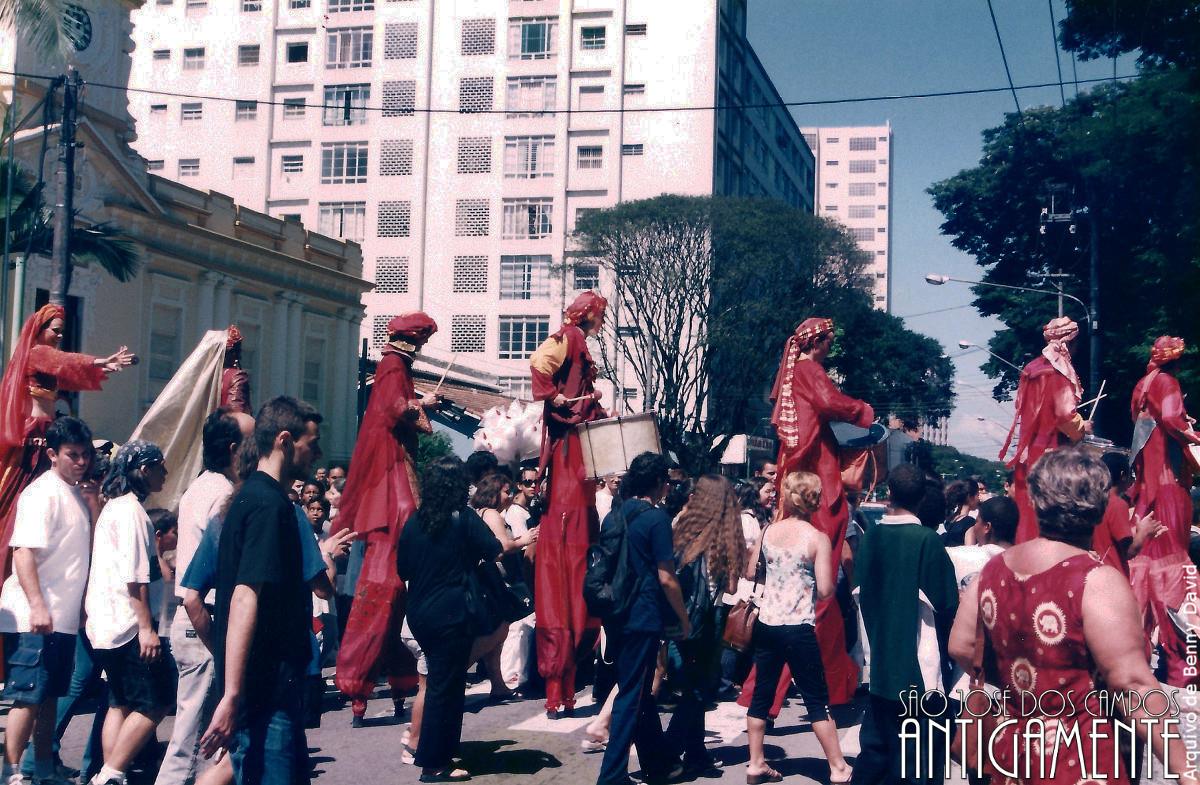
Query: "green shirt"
855 514 959 701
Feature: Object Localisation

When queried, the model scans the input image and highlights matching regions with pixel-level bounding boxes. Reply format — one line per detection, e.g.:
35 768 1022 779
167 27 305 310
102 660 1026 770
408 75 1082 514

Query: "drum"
1081 435 1129 457
576 412 662 479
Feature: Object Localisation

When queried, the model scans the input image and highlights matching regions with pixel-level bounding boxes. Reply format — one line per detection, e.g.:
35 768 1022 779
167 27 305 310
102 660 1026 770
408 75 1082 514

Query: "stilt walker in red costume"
1001 316 1091 543
1128 336 1200 688
530 291 607 718
334 313 441 725
739 318 871 711
219 325 252 414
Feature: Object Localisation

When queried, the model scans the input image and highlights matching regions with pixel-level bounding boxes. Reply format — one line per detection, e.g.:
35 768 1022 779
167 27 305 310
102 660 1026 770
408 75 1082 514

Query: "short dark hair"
46 417 92 452
148 508 178 538
916 473 946 530
751 457 776 475
978 496 1019 543
202 409 244 474
1029 445 1110 545
465 450 499 484
304 477 328 493
1101 452 1129 487
623 452 669 499
305 495 331 517
887 464 925 512
253 396 322 457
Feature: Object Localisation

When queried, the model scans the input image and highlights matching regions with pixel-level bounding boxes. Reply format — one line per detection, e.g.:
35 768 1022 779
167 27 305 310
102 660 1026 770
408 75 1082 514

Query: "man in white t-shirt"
155 409 252 785
594 473 621 524
84 441 171 785
504 466 539 539
0 417 95 785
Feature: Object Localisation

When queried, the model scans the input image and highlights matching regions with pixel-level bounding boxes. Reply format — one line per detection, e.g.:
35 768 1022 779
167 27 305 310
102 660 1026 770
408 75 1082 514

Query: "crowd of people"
0 296 1196 785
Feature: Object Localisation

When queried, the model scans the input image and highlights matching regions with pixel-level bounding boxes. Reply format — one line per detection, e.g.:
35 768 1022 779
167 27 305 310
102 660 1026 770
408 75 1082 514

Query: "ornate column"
213 275 235 329
270 292 290 395
196 271 219 341
286 295 305 394
332 309 353 458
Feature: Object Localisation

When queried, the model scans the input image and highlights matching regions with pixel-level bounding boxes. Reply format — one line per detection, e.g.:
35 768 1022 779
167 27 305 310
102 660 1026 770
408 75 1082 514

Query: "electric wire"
986 0 1024 117
1047 0 1068 107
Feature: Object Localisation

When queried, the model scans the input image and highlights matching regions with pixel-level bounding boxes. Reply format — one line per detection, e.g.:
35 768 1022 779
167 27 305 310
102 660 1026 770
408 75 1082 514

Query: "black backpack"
583 502 646 623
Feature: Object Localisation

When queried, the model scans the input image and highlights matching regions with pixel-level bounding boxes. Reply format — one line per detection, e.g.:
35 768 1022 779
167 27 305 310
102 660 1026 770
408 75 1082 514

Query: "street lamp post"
957 340 1021 372
926 273 1099 393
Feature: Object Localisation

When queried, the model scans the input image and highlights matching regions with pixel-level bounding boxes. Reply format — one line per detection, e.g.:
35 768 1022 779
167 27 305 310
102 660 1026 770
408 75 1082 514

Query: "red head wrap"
387 312 438 343
793 317 834 352
1040 316 1082 403
1148 335 1185 370
0 304 67 450
226 325 243 350
769 318 835 450
563 291 607 327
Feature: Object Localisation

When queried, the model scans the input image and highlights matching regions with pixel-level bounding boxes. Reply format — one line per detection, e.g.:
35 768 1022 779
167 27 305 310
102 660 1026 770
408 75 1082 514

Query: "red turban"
387 312 438 343
1148 336 1185 370
1042 317 1079 344
563 291 607 327
1041 317 1082 402
769 318 835 450
226 325 243 350
794 317 834 351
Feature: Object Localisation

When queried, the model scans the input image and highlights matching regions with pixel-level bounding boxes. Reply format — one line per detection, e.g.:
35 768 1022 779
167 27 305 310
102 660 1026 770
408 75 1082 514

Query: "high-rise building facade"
801 125 893 311
128 0 813 395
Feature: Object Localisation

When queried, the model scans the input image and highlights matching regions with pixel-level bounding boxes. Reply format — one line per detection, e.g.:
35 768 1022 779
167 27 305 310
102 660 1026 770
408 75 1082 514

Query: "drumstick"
563 394 594 403
1085 380 1107 421
431 354 457 397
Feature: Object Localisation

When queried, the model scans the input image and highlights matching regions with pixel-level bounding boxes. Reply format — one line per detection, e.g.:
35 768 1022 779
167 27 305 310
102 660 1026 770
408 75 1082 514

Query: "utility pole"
49 68 81 308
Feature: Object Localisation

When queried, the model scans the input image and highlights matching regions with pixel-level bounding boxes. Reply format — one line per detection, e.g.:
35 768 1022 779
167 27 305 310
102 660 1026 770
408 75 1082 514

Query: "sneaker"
7 773 29 785
87 775 124 785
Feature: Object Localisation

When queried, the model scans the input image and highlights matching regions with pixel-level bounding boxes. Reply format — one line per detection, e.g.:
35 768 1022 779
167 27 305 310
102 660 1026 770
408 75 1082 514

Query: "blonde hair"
780 471 822 517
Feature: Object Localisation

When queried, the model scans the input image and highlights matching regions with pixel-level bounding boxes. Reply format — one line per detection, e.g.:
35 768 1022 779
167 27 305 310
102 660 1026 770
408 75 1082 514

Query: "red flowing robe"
219 367 251 414
530 325 604 711
1004 356 1085 543
334 349 421 702
740 358 871 710
1128 369 1197 688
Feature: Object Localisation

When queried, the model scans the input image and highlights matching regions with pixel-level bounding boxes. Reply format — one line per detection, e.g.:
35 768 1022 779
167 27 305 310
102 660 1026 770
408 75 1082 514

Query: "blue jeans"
20 635 106 779
230 703 310 785
597 631 678 785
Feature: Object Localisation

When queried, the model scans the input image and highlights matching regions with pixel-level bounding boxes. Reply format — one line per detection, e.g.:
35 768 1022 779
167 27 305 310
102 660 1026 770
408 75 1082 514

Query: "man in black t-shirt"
200 397 323 785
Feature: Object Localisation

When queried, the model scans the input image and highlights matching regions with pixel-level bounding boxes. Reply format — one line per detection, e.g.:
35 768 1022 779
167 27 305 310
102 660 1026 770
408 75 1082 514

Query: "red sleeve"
27 345 106 392
1101 491 1133 543
371 357 420 430
796 362 874 427
223 369 251 414
1151 374 1195 444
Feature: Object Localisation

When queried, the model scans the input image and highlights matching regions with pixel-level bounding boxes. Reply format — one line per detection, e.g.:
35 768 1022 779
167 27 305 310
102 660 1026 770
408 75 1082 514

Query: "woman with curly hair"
664 474 745 775
397 456 501 782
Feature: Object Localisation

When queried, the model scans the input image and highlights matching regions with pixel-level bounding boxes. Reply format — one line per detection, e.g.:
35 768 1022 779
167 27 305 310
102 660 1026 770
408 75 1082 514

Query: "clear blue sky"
747 0 1134 459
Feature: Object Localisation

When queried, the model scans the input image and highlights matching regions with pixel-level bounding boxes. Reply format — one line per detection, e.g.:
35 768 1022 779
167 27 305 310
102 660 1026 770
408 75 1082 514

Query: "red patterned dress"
976 552 1128 784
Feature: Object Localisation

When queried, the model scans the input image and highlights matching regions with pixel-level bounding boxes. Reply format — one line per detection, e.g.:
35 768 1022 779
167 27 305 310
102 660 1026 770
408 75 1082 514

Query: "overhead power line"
1047 0 1068 107
986 0 1024 117
0 68 1136 117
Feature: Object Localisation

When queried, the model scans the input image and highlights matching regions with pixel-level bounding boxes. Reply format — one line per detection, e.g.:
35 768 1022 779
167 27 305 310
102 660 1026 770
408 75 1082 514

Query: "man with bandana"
335 313 441 726
1129 336 1200 688
530 291 607 718
1000 316 1092 543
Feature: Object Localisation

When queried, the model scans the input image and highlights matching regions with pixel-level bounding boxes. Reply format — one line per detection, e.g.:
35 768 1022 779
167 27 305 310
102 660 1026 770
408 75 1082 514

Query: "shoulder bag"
722 523 770 652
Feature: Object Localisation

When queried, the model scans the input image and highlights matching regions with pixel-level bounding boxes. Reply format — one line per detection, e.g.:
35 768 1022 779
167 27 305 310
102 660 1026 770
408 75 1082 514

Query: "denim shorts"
230 704 310 785
94 636 176 715
2 632 77 705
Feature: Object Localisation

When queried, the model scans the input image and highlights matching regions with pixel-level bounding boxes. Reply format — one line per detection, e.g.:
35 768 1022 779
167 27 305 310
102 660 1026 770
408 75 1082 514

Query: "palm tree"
0 0 78 60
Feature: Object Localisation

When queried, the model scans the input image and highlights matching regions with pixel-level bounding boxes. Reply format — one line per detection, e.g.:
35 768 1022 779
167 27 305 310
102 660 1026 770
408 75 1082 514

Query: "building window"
576 145 602 170
379 139 413 176
382 80 416 117
377 201 411 237
185 0 206 13
849 227 875 242
152 49 170 61
241 0 261 10
146 159 165 171
848 205 875 219
328 0 373 10
450 315 486 353
577 84 604 110
574 207 599 227
504 136 554 179
849 136 877 151
233 156 255 178
237 44 260 66
625 23 647 35
621 143 643 156
375 257 409 293
322 84 370 125
580 26 605 50
280 155 304 174
149 104 167 115
573 262 599 290
497 376 533 400
178 158 200 177
318 201 366 242
384 22 418 59
181 102 202 121
282 97 306 118
848 182 876 197
502 198 552 239
499 255 551 300
498 316 549 360
509 17 556 60
455 200 490 237
320 141 368 184
452 255 488 293
623 83 645 95
506 76 555 117
456 137 491 174
301 331 327 411
286 42 308 63
876 249 886 256
876 271 887 279
326 27 373 69
148 299 184 400
824 205 838 212
459 76 494 113
372 315 397 349
848 159 876 174
234 100 258 120
182 47 205 69
289 0 310 7
461 18 496 55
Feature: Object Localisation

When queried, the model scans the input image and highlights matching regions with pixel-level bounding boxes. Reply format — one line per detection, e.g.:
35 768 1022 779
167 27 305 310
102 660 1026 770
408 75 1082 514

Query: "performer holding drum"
529 291 607 718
